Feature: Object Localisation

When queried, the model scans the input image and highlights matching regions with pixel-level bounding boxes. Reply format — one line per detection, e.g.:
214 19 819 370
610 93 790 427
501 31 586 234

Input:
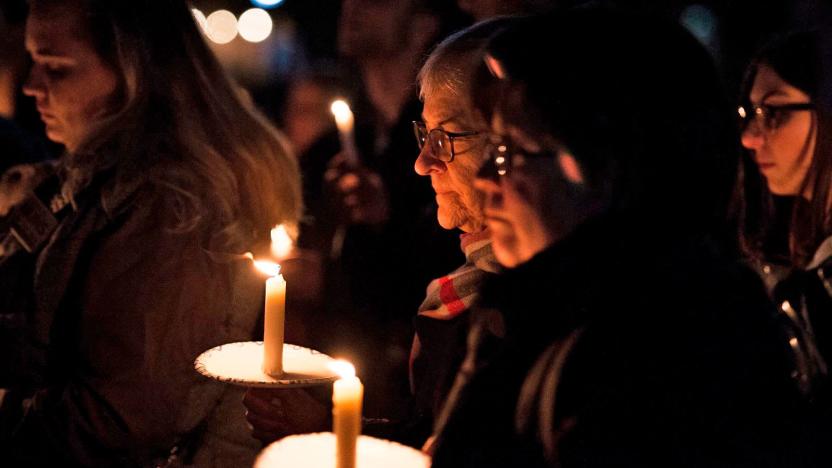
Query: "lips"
37 108 55 121
755 160 776 171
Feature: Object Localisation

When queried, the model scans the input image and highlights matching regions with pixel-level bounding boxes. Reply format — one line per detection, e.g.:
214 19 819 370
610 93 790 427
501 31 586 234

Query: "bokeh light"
251 0 285 9
191 8 208 34
206 10 238 45
238 8 274 43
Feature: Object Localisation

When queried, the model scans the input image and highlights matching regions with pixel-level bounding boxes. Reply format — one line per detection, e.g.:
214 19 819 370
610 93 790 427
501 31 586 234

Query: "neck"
359 54 418 128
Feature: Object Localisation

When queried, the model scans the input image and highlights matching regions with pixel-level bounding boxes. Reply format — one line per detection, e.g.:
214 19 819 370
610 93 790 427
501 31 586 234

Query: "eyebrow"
420 113 464 128
755 89 792 103
29 50 77 66
30 48 67 58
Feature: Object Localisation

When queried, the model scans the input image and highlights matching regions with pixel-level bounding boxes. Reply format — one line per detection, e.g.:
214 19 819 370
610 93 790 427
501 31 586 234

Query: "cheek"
449 165 484 212
772 123 815 174
508 174 552 222
51 71 117 121
83 72 118 118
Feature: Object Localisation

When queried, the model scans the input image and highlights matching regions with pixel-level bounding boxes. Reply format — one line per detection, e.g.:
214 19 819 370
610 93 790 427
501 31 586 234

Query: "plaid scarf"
417 229 500 319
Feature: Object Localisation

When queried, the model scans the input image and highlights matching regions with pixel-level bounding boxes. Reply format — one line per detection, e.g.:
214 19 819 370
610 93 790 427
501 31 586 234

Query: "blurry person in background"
736 30 832 404
274 69 346 342
281 67 344 257
281 70 344 158
430 10 810 467
299 0 468 420
0 0 301 466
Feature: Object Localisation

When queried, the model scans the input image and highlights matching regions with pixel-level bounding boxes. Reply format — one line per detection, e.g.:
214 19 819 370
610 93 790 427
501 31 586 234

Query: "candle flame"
271 224 293 260
330 99 354 127
329 360 356 379
244 252 281 277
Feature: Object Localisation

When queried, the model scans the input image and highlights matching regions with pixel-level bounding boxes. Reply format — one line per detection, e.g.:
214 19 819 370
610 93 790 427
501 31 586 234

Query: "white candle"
330 360 363 468
263 272 286 376
330 99 360 166
249 256 285 377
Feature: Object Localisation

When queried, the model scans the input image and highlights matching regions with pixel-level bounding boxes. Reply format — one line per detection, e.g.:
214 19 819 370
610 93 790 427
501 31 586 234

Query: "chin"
44 128 61 142
436 208 462 231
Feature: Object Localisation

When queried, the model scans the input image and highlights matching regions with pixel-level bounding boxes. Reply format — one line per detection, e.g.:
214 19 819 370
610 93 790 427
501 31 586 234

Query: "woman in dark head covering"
431 9 809 468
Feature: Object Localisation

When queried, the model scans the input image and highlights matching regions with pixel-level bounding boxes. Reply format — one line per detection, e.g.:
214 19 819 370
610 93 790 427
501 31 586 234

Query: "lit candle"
271 225 293 261
330 99 360 166
330 360 363 468
249 255 285 377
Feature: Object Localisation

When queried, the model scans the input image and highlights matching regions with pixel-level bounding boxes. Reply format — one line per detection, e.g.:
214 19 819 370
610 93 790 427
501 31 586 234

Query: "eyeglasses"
413 121 480 162
481 139 557 178
737 102 814 132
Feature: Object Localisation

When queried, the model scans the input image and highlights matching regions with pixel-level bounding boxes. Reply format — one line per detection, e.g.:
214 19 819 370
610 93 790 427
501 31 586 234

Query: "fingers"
323 166 389 225
243 388 289 444
243 388 282 416
242 388 330 443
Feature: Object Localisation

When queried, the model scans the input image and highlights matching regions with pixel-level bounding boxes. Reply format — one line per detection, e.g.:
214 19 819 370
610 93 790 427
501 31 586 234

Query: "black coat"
433 218 814 468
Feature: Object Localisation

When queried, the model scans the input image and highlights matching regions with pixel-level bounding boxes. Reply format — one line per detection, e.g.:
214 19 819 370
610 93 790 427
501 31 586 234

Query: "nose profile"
740 120 765 152
414 143 446 176
22 65 46 100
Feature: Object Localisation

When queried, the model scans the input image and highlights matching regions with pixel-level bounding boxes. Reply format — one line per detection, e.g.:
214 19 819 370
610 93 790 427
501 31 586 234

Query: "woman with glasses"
735 31 831 399
430 10 810 467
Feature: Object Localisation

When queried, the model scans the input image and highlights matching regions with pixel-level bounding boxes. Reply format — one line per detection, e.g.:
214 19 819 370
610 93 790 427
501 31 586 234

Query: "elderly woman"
430 10 808 467
243 18 511 448
0 0 301 465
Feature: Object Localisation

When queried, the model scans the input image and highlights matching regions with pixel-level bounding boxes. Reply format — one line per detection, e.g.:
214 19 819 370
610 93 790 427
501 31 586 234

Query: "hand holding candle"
330 99 360 167
330 360 363 468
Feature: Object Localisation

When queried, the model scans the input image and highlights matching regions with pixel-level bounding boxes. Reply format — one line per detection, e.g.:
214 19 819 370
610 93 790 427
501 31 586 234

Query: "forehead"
750 63 811 103
422 90 478 128
25 2 90 55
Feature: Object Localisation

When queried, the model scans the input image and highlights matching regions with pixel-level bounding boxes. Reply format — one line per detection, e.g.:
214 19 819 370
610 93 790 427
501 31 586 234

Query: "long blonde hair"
33 0 302 254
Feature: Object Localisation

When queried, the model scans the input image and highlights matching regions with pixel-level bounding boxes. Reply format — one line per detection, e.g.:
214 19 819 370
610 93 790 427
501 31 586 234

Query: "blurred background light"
251 0 285 9
191 8 209 34
680 4 717 45
206 9 238 45
238 8 273 43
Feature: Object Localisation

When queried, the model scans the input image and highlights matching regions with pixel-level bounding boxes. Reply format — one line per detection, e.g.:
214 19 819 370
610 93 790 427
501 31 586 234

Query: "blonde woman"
0 0 300 465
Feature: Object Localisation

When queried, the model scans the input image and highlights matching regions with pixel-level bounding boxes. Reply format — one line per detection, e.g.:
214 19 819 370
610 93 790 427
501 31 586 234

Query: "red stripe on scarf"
438 276 466 315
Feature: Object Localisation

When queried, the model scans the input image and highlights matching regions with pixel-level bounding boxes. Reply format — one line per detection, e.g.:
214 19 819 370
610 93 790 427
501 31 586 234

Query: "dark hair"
29 0 302 254
736 30 832 267
476 9 738 240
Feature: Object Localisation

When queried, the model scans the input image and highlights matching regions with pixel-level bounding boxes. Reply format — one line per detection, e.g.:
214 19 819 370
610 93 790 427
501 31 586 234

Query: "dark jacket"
432 218 811 468
0 164 261 467
770 236 832 395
